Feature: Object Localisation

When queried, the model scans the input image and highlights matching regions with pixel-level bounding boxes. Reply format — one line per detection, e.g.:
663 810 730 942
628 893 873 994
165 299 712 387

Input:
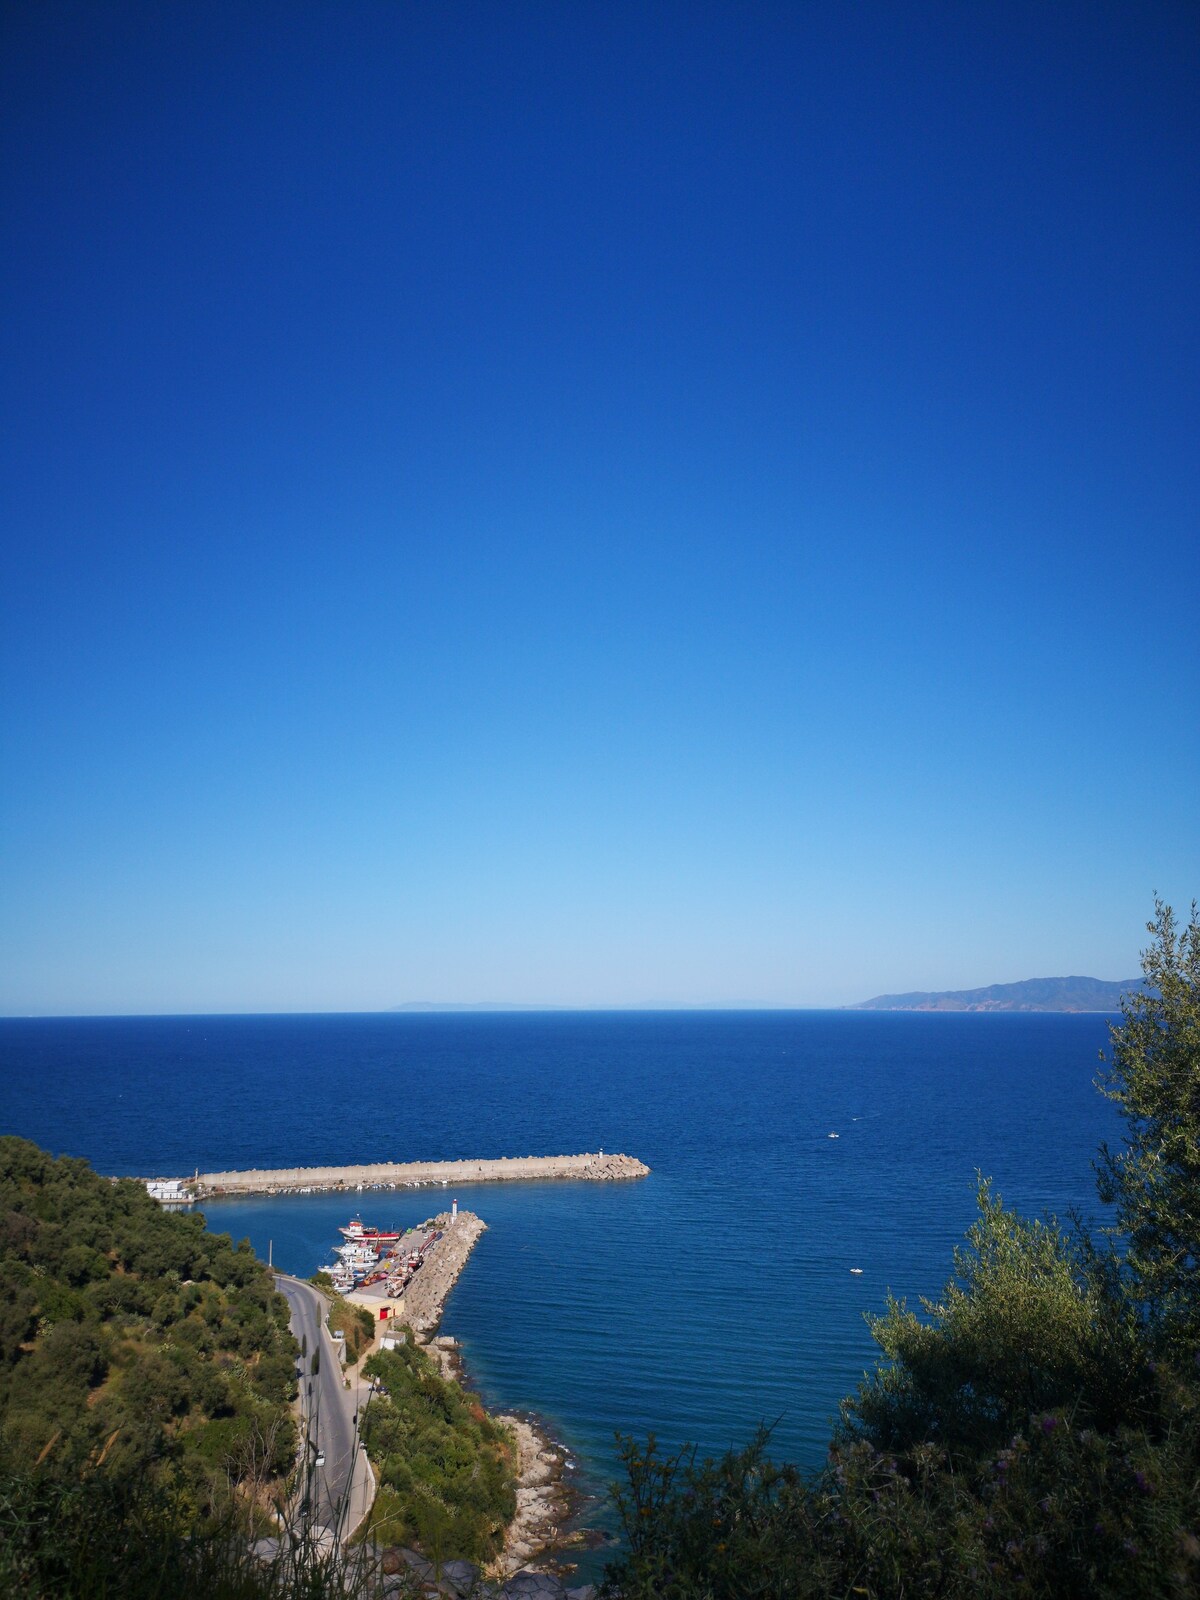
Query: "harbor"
148 1150 650 1200
320 1203 487 1335
311 1202 577 1575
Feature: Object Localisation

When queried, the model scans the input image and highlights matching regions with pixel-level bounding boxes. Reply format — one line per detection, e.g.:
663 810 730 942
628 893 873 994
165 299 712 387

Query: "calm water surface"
0 1010 1119 1553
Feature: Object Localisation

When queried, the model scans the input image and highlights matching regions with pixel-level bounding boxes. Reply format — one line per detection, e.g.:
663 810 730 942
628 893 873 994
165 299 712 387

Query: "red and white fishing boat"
338 1216 403 1245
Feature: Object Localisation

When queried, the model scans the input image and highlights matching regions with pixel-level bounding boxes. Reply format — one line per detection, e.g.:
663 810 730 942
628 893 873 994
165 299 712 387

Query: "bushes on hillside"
0 1136 297 1514
359 1337 516 1563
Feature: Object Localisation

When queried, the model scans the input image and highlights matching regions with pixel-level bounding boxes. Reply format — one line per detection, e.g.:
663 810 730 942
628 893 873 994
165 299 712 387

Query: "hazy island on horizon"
851 975 1148 1013
389 977 1149 1016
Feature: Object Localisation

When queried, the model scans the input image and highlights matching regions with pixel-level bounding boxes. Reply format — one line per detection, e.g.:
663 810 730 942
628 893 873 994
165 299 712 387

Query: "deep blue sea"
0 1010 1120 1562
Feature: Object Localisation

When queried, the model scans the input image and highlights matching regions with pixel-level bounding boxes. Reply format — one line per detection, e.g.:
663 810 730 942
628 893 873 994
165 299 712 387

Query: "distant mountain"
388 1001 538 1012
851 975 1148 1013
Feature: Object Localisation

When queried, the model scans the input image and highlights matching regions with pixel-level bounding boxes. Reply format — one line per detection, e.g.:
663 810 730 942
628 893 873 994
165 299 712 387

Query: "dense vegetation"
310 1271 377 1363
603 900 1200 1598
0 1137 298 1514
308 1264 519 1562
358 1338 517 1563
0 1466 377 1600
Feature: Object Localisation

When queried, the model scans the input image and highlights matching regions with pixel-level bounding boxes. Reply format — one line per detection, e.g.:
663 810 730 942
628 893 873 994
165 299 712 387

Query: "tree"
843 1181 1141 1458
605 900 1200 1599
1096 898 1200 1351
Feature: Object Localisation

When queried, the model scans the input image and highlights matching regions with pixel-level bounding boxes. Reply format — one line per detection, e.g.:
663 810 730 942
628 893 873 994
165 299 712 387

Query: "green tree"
605 901 1200 1599
843 1181 1145 1458
1097 897 1200 1351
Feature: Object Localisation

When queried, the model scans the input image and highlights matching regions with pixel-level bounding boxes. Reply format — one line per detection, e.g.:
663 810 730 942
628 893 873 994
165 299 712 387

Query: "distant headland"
851 975 1148 1013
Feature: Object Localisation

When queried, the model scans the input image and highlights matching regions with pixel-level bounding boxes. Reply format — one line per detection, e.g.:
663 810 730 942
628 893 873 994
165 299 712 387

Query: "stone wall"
181 1151 650 1197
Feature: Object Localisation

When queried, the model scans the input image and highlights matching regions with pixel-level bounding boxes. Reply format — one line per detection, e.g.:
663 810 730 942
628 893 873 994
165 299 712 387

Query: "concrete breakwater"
393 1208 487 1335
178 1151 649 1198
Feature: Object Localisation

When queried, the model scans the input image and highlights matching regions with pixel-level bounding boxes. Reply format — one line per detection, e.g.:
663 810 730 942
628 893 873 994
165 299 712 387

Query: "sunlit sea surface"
0 1010 1119 1561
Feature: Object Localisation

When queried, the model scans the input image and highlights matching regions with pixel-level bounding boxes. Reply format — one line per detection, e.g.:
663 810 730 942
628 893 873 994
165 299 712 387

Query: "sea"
0 1009 1121 1568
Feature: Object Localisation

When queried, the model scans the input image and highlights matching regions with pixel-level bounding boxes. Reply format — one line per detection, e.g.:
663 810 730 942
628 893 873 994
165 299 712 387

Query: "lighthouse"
451 1197 458 1222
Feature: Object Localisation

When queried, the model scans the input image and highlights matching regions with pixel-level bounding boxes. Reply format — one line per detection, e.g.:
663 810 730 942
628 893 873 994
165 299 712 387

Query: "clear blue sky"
2 2 1197 1014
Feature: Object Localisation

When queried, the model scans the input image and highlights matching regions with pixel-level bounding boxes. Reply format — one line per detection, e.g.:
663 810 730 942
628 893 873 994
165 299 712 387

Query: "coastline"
427 1338 582 1578
338 1206 593 1578
155 1151 649 1199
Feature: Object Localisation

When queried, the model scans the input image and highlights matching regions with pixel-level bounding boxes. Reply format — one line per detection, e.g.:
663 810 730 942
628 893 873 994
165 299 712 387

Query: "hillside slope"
0 1136 297 1507
851 975 1146 1012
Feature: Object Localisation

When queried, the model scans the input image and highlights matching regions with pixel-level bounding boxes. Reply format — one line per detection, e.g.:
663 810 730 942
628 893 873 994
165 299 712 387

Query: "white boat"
335 1241 381 1268
322 1261 355 1291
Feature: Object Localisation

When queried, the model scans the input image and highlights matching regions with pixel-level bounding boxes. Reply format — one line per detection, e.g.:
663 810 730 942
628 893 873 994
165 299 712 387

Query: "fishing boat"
338 1216 403 1244
334 1241 380 1267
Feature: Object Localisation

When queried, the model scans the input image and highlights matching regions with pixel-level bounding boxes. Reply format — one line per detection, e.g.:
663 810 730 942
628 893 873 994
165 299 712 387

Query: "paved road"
275 1273 375 1543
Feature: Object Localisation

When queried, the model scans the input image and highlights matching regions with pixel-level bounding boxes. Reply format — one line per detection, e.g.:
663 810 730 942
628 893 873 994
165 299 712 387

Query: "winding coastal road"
275 1273 375 1543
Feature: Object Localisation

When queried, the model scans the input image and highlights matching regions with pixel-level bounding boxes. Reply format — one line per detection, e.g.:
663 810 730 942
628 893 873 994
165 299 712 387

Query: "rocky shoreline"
349 1208 593 1582
424 1337 579 1578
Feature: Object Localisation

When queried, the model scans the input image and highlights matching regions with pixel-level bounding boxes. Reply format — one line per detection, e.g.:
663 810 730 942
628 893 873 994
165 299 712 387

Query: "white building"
145 1178 188 1203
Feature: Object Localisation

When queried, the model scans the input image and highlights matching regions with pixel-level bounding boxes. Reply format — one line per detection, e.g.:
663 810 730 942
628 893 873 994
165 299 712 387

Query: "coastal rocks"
496 1575 594 1600
380 1548 477 1598
439 1560 484 1594
373 1550 594 1600
499 1573 568 1598
490 1416 572 1578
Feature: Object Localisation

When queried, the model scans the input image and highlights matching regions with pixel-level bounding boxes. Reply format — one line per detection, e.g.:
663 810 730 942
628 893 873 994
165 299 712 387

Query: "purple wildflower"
1040 1415 1057 1435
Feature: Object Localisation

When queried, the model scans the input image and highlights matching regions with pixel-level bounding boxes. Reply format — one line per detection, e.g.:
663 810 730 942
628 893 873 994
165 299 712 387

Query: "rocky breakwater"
402 1210 486 1334
182 1151 650 1198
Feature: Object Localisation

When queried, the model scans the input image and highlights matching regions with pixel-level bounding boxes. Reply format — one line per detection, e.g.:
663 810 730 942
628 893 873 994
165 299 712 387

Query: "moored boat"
338 1215 403 1244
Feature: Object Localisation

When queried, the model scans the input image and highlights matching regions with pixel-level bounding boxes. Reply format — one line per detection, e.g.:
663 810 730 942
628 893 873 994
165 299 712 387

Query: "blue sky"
2 1 1197 1013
